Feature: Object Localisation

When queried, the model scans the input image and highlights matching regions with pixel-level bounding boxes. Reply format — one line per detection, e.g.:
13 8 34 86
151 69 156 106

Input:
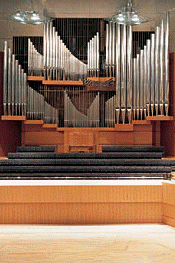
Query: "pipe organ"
3 12 170 127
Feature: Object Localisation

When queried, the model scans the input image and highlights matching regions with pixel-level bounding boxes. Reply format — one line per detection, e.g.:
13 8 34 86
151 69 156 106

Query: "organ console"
3 11 170 127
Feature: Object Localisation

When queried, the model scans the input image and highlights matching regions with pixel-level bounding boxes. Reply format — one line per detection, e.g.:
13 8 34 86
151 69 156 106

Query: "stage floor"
0 224 175 262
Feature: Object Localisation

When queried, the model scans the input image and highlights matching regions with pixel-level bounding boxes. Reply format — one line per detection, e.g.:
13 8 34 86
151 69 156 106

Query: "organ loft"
0 1 175 158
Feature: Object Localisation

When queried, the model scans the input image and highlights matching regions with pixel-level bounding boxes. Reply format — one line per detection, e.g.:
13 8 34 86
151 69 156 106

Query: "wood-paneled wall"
163 182 175 227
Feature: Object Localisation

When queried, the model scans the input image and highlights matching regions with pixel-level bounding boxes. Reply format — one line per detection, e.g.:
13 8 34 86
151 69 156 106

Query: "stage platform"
0 180 174 227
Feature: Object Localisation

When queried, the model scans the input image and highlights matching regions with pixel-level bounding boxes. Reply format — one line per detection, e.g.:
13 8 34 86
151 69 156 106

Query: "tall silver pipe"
116 23 121 124
136 54 140 120
127 25 132 124
24 73 27 116
3 41 8 115
165 11 169 116
11 54 15 115
97 32 99 77
46 22 50 80
112 22 115 76
133 58 137 120
143 45 147 119
155 26 160 116
55 33 58 80
18 64 22 115
52 27 56 80
140 49 144 120
8 48 12 115
109 21 112 76
49 22 53 80
146 39 151 116
150 33 155 116
15 60 18 115
159 19 164 115
44 23 47 80
121 24 127 124
106 23 109 76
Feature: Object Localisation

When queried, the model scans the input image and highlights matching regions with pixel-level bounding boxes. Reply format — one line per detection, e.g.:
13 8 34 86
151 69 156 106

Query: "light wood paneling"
0 185 163 224
163 183 175 227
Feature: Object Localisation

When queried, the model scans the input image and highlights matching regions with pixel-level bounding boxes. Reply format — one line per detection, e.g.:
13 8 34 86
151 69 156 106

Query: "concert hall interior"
1 0 175 261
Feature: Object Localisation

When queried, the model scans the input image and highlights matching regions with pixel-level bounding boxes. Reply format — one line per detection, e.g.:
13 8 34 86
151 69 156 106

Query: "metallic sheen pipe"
52 27 56 80
121 24 127 124
116 23 121 124
50 22 53 80
106 23 109 76
143 45 147 119
165 11 169 116
140 49 144 120
44 23 47 80
8 48 12 115
3 41 8 115
155 26 160 116
146 39 151 116
150 33 155 116
136 54 140 120
46 22 50 80
109 21 112 77
127 25 132 124
97 32 99 77
12 54 15 116
112 22 115 77
133 58 137 120
159 19 164 115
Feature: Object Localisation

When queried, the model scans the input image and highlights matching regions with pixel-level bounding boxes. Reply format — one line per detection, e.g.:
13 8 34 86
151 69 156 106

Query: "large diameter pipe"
159 19 164 115
12 54 15 116
140 49 144 120
136 54 140 120
146 39 151 116
121 24 127 124
44 23 47 80
116 23 121 124
127 25 132 124
46 22 50 80
106 23 109 76
165 11 169 116
3 41 8 115
8 48 12 115
150 33 155 116
155 26 160 116
133 58 137 120
143 45 147 119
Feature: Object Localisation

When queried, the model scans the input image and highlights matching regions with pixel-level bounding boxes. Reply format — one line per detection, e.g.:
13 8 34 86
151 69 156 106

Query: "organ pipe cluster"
43 22 88 81
87 33 100 77
132 11 169 121
26 85 59 124
28 39 44 76
3 41 27 116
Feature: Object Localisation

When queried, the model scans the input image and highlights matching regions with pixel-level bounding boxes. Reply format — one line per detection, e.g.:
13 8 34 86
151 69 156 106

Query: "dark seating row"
0 145 173 180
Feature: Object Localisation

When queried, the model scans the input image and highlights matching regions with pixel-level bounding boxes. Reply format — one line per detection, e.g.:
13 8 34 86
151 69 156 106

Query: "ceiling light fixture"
11 10 44 25
108 0 148 26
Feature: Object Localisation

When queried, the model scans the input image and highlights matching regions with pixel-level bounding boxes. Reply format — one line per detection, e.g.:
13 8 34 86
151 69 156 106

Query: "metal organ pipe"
165 11 169 116
121 25 127 124
159 19 164 115
127 25 132 124
116 23 121 124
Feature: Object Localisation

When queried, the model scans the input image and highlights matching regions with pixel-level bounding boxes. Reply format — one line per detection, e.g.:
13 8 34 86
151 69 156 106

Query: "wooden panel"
134 132 152 145
0 185 162 203
28 76 44 81
0 203 162 224
1 116 26 121
146 116 173 121
115 124 133 131
42 80 84 86
23 132 64 145
69 132 94 146
0 185 163 224
163 183 175 227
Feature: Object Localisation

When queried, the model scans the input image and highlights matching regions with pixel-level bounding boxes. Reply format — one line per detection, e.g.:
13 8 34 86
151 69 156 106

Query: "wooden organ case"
1 15 175 156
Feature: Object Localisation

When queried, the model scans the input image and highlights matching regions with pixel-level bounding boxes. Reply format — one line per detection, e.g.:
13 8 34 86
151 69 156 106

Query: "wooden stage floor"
0 224 175 262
